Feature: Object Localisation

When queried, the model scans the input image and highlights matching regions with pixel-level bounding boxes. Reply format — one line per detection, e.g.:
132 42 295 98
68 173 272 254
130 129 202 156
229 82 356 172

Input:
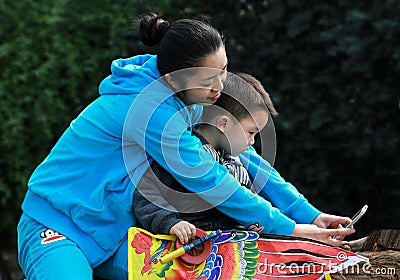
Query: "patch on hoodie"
40 228 66 244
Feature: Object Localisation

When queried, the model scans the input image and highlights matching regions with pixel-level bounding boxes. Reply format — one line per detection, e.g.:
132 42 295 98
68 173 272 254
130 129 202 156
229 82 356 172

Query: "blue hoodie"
21 54 320 267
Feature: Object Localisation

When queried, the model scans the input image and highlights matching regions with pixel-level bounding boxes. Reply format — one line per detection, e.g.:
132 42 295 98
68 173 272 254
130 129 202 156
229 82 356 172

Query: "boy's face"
221 109 269 156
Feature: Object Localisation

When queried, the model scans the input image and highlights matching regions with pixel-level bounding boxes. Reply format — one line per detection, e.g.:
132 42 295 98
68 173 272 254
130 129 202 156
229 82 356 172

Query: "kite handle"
160 247 185 264
160 229 221 264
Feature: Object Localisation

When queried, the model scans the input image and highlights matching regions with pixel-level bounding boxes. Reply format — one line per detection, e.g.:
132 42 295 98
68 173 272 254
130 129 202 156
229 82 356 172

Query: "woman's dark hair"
139 13 223 75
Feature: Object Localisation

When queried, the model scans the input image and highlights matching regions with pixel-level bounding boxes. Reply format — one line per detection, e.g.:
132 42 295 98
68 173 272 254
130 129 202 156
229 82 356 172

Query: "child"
134 72 278 244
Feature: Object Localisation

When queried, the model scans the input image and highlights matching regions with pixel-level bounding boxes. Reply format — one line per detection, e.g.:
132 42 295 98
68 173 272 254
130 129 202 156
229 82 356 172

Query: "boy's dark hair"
205 72 278 123
139 13 223 75
235 73 278 117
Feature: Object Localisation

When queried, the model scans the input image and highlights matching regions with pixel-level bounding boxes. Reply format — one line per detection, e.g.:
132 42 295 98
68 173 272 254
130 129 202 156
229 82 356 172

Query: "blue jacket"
21 54 320 267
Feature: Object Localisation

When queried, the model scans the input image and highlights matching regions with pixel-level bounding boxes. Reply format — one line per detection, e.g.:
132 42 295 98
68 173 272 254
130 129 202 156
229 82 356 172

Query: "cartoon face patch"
40 228 66 244
248 223 265 233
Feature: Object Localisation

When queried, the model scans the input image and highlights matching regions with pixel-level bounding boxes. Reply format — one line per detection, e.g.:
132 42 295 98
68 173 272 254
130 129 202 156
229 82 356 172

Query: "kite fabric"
128 227 368 280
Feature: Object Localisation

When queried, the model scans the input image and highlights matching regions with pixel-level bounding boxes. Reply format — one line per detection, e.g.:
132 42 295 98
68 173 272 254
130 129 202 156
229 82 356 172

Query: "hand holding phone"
345 205 368 228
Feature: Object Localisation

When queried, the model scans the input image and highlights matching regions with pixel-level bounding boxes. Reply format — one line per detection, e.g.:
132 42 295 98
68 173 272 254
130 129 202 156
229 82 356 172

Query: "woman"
17 13 353 280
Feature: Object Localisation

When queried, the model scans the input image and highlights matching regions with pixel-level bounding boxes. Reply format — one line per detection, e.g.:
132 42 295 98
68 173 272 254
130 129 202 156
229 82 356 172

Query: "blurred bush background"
1 0 399 250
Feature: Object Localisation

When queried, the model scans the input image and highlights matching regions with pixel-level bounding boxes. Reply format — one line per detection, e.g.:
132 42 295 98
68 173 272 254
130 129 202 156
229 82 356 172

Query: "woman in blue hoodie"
17 13 354 280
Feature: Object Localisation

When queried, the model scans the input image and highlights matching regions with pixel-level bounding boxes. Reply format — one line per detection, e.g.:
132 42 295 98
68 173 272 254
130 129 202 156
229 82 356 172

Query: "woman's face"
172 46 228 105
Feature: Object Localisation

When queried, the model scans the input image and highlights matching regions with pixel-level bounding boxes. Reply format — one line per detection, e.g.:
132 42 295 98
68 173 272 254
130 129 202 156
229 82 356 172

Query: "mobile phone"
345 205 368 228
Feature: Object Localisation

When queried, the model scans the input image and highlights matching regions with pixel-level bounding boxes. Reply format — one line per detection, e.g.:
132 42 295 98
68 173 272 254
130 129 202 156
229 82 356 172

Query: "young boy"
134 72 278 244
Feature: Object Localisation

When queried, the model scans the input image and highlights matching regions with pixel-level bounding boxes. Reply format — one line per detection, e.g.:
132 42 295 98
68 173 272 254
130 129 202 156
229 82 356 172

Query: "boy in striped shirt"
134 72 278 244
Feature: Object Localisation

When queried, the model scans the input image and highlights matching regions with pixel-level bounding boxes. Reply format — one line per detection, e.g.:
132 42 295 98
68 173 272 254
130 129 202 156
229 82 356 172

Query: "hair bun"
139 13 170 46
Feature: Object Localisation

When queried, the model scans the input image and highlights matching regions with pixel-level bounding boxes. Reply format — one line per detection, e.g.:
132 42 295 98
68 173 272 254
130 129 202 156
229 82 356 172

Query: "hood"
99 54 160 96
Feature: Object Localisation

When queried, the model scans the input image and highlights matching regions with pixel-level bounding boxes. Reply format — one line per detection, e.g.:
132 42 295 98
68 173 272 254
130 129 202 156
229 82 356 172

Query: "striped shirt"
195 131 251 189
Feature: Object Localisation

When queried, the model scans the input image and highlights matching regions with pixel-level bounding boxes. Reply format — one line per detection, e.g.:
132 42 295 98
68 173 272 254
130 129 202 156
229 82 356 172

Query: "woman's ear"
164 74 179 90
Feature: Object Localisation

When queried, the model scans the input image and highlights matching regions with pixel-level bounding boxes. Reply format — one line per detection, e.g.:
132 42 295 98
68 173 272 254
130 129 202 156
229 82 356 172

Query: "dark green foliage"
0 0 148 246
203 0 400 237
0 0 398 246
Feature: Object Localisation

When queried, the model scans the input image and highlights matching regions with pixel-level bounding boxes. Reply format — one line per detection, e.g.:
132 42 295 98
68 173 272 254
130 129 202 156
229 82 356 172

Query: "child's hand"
170 221 197 244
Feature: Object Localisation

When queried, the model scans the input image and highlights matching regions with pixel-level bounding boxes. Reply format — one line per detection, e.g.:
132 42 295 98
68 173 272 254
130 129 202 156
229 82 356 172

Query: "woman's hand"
169 221 197 244
312 213 353 240
312 213 351 229
292 224 355 247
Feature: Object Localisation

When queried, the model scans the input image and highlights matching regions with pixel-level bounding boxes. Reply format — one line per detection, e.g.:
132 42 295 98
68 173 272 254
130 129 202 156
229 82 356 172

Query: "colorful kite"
128 227 368 280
